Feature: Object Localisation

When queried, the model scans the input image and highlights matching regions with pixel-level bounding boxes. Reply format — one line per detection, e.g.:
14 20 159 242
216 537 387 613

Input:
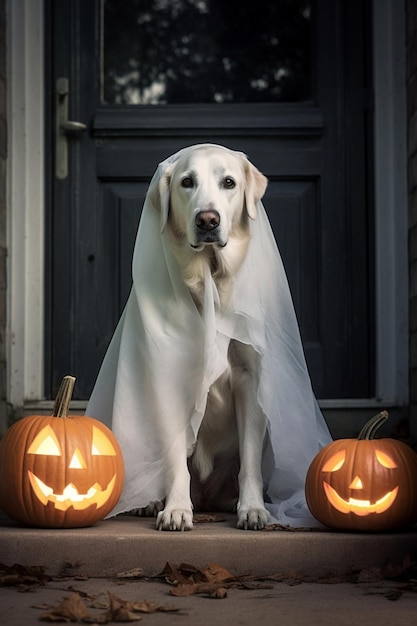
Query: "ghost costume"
86 144 332 527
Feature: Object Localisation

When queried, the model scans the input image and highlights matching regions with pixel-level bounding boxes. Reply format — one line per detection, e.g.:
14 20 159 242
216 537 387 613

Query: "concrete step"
1 512 416 580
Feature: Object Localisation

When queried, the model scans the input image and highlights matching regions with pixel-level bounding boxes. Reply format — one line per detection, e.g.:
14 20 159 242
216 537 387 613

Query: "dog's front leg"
231 342 270 530
156 429 193 531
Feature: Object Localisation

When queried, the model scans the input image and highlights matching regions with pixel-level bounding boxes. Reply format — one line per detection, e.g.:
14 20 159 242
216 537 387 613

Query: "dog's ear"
244 160 268 220
147 166 171 233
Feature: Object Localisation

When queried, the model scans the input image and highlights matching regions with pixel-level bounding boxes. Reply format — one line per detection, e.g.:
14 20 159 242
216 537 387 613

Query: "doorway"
45 0 373 401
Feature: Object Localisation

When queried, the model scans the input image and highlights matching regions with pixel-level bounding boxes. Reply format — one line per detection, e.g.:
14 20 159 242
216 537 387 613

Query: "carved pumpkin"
305 411 417 531
0 376 124 528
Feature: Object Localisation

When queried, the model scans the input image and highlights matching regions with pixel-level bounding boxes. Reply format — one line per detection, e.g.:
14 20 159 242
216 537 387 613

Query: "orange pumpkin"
305 411 417 531
0 376 124 528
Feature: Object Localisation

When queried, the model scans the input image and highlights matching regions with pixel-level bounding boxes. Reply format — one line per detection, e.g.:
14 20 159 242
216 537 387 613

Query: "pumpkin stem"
357 410 389 440
52 376 76 418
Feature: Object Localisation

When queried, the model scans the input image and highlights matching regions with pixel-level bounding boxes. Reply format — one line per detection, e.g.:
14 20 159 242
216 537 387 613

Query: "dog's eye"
181 177 194 188
223 177 236 189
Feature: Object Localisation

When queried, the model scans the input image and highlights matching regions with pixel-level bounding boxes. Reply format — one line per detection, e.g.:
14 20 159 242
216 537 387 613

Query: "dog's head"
149 146 268 250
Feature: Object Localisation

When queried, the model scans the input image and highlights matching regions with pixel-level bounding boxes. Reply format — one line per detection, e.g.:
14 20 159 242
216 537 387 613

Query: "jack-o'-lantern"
305 411 417 531
0 376 124 528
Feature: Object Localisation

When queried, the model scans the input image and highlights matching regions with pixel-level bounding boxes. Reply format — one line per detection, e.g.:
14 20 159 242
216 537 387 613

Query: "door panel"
46 0 373 401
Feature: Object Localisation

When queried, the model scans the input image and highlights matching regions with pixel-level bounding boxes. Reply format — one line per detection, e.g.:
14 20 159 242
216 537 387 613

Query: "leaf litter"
0 562 52 588
37 591 183 623
2 552 417 622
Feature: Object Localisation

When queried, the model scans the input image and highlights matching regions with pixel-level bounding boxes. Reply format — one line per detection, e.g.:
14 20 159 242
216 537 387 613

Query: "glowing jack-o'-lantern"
0 376 124 528
305 411 417 531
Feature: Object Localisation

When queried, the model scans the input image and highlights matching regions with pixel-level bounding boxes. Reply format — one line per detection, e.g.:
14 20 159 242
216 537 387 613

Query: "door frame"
5 0 408 413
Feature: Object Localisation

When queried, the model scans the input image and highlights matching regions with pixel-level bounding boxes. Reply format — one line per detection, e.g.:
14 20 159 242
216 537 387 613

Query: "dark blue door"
45 0 373 400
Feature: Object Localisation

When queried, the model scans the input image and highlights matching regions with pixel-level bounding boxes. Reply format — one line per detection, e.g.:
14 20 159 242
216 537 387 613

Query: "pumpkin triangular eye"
27 425 62 456
91 425 117 456
322 450 346 472
375 450 398 468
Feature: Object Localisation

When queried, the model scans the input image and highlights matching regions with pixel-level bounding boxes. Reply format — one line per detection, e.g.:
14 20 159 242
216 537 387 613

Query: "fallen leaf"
87 592 181 622
0 563 51 587
193 514 226 523
209 587 228 599
116 567 144 580
262 524 324 532
89 593 109 610
169 582 226 598
160 561 234 586
129 599 179 613
40 592 92 622
205 563 234 584
170 584 200 597
159 562 205 586
98 593 142 622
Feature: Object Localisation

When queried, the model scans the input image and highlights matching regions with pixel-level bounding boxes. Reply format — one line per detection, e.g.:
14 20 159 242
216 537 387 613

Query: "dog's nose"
195 210 220 231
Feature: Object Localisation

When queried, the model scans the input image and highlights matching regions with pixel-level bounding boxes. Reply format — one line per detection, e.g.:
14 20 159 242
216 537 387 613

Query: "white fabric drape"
87 144 332 527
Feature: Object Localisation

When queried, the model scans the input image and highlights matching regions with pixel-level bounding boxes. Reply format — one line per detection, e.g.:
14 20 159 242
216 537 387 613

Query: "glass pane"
102 0 312 105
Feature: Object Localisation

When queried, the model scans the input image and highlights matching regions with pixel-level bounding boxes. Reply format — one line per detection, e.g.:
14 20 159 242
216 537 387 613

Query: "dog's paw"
156 508 193 531
237 507 270 530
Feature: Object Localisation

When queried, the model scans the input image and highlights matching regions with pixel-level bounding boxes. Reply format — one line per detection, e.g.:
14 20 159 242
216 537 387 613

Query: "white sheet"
87 144 332 527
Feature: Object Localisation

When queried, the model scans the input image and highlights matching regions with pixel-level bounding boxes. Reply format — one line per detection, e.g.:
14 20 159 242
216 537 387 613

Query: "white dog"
87 144 331 531
147 146 270 530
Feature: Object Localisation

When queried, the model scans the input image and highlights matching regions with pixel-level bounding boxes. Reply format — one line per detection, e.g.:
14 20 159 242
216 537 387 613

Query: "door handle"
55 77 87 179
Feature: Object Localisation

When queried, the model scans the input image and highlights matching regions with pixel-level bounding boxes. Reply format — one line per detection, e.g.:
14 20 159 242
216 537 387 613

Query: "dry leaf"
116 567 144 580
91 592 181 622
0 563 51 587
40 592 92 622
193 513 226 523
130 599 180 613
170 584 200 597
169 582 224 598
88 592 181 618
205 563 234 584
129 600 161 613
159 562 203 586
262 523 323 532
160 561 233 586
89 593 109 610
99 593 142 622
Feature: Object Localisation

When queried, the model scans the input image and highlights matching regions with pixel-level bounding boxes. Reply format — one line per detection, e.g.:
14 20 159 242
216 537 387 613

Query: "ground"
2 561 417 625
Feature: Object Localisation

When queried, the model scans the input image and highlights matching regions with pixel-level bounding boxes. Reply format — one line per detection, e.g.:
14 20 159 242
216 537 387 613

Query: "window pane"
102 0 312 105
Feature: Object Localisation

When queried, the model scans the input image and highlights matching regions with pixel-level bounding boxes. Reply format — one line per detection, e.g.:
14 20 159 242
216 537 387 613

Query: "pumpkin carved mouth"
323 481 399 517
28 471 117 511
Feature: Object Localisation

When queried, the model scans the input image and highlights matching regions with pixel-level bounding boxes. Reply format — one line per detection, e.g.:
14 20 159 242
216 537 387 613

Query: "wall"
408 0 417 436
0 0 6 434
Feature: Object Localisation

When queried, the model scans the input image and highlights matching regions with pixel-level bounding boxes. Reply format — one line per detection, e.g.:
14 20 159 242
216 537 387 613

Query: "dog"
139 145 271 531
